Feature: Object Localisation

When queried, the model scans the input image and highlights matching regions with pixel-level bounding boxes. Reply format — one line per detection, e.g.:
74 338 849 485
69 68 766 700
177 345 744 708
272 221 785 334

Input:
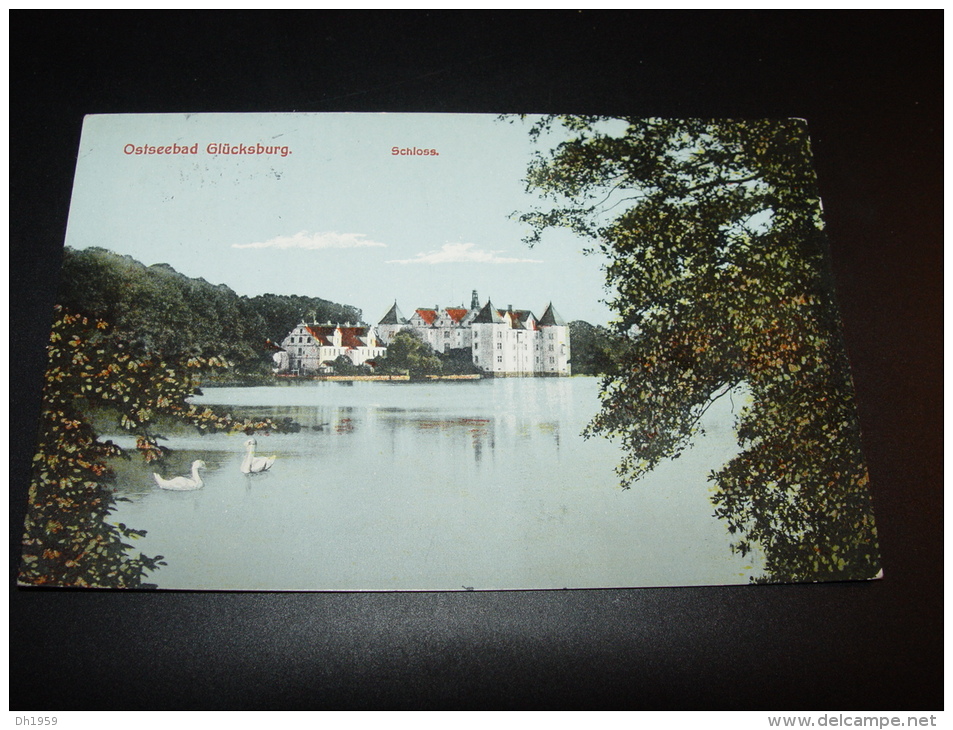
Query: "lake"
108 377 761 590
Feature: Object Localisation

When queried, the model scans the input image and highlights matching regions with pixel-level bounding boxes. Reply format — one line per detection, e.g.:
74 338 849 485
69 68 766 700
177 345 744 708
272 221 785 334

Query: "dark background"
10 11 942 710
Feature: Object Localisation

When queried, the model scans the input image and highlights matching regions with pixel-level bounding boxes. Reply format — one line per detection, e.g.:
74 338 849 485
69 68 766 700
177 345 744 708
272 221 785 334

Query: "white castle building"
275 291 570 377
378 291 571 376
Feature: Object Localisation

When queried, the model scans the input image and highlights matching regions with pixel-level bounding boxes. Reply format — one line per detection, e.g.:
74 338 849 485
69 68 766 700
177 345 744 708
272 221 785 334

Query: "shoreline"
279 373 483 382
200 372 586 387
203 373 484 386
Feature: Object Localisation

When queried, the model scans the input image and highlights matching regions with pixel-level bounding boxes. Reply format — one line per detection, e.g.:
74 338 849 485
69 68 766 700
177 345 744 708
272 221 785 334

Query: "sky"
65 113 615 326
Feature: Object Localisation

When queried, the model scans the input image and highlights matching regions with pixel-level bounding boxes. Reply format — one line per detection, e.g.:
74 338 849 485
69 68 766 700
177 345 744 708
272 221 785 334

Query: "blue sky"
65 113 614 325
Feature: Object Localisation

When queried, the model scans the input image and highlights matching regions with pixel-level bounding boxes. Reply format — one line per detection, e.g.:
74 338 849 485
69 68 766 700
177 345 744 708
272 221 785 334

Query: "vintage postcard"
19 113 880 590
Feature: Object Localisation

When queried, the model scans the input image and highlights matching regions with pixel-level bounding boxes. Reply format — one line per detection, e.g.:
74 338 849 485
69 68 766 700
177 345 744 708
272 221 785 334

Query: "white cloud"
386 242 543 265
232 231 387 250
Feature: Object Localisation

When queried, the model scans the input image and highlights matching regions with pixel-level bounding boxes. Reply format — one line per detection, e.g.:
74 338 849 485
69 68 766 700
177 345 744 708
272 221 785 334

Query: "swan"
153 460 206 491
242 438 276 474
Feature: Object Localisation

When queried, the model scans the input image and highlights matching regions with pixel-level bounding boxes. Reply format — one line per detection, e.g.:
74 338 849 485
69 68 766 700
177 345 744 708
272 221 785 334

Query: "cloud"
233 231 387 250
386 242 543 265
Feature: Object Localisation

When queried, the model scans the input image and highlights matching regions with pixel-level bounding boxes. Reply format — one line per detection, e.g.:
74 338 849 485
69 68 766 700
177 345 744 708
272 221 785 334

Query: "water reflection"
106 377 758 590
230 404 563 462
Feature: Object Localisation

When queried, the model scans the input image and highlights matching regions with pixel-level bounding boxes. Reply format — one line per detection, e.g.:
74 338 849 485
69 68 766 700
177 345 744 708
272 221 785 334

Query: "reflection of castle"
275 290 570 376
380 290 571 377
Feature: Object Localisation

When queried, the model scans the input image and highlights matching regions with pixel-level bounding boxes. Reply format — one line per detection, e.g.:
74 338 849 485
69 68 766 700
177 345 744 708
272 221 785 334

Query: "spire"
378 302 408 325
471 299 504 324
538 303 566 326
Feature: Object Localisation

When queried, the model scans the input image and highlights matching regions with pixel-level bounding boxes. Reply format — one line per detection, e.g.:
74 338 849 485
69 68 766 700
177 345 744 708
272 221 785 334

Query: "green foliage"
517 116 879 583
437 347 482 375
245 292 362 358
329 355 371 376
19 308 291 588
568 320 620 375
58 247 361 368
378 331 442 377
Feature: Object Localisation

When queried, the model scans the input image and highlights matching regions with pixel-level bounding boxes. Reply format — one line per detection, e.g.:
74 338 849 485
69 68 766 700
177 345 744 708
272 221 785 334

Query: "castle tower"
377 301 410 346
538 303 571 376
470 289 480 311
470 299 508 374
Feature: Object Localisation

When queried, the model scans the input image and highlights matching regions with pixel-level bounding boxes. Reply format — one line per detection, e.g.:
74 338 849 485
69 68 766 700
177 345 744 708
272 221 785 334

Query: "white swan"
153 460 206 491
242 438 276 474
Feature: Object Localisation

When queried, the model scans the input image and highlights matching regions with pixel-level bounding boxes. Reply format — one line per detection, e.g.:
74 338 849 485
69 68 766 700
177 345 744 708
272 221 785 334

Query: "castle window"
496 342 502 350
497 356 503 363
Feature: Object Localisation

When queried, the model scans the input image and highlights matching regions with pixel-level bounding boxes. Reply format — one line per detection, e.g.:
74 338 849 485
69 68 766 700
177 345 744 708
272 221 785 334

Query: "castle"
276 291 570 377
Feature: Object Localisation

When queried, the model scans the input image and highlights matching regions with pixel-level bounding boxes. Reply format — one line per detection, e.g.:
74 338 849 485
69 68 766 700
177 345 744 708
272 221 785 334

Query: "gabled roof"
378 302 408 325
305 325 335 346
538 303 566 326
305 324 373 349
445 308 469 324
471 300 505 324
506 309 536 330
414 308 439 325
339 326 367 349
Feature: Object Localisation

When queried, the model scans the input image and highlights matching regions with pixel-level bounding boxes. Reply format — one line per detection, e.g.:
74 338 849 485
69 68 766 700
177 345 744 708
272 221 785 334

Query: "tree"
437 347 482 375
330 354 371 376
378 331 442 378
18 308 292 588
515 116 879 583
57 247 362 376
568 320 619 375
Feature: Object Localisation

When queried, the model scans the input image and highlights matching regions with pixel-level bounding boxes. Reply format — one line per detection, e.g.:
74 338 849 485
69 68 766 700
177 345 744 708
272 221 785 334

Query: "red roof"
305 324 372 350
445 308 468 323
339 327 367 349
415 309 438 325
305 325 335 346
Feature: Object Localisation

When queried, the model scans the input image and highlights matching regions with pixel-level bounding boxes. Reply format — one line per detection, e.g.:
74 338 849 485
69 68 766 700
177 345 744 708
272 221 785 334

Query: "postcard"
18 113 880 590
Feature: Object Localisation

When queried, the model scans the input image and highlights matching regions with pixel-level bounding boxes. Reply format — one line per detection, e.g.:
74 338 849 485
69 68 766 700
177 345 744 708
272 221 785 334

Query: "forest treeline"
57 247 362 375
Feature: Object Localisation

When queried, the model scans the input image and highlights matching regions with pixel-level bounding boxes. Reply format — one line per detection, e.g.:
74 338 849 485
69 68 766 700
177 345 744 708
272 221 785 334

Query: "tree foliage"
568 320 620 375
437 347 482 376
516 116 879 582
58 247 362 372
329 354 372 376
378 331 442 377
19 308 292 588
